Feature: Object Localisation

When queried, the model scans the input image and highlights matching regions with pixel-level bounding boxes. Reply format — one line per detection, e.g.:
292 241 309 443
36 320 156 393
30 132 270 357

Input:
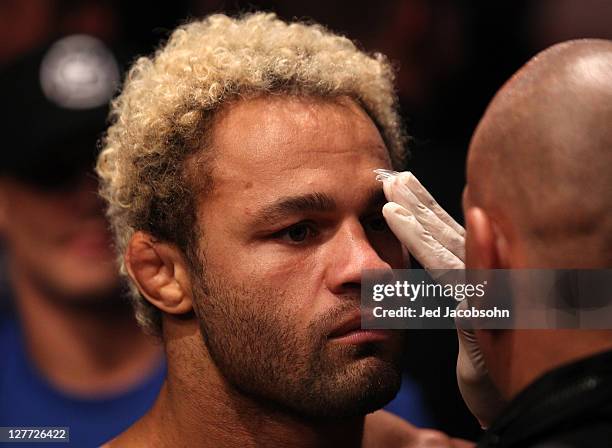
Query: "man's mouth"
328 312 393 344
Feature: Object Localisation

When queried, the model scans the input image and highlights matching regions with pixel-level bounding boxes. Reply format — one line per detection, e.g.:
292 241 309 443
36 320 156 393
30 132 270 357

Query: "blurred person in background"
0 36 165 447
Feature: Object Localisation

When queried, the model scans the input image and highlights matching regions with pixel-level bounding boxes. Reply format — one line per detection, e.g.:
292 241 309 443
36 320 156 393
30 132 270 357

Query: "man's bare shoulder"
363 410 474 448
99 414 164 448
99 430 146 448
102 409 474 448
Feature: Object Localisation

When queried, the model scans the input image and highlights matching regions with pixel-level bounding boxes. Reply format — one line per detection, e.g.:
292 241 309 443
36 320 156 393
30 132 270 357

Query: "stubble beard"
191 271 405 420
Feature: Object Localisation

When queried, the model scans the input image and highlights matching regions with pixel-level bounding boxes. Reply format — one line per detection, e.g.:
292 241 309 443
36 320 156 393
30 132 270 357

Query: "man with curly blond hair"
97 12 468 447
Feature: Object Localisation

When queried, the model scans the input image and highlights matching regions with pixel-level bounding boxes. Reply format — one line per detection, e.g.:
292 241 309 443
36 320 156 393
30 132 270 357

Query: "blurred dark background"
1 0 611 442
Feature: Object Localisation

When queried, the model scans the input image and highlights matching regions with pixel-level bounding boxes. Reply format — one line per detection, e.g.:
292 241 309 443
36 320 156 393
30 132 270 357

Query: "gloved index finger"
392 182 466 261
382 201 465 270
397 171 465 237
374 169 404 207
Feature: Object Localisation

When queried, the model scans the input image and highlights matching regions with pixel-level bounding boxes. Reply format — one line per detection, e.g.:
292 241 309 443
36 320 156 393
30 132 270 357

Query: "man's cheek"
244 246 321 276
247 254 323 292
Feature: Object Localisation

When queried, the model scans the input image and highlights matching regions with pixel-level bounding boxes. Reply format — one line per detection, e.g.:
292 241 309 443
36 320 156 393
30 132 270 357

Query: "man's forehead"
209 95 390 180
198 95 391 214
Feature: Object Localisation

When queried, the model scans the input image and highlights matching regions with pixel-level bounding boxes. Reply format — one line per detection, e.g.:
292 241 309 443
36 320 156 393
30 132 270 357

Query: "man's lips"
329 313 362 338
328 313 393 344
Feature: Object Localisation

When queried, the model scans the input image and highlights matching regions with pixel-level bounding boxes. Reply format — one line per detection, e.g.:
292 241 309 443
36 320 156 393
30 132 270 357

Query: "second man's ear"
125 231 194 315
465 207 510 269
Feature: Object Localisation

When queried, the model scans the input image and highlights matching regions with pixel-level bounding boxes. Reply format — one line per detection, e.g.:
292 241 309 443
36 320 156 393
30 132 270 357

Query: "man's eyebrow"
250 188 387 227
251 192 337 226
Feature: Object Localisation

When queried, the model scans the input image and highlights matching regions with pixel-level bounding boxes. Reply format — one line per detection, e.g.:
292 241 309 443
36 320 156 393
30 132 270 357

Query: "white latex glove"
375 169 506 429
455 300 507 428
376 170 464 271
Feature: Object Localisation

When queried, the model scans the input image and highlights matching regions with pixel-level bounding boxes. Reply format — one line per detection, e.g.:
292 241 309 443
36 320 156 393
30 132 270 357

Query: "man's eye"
275 223 317 244
366 215 389 232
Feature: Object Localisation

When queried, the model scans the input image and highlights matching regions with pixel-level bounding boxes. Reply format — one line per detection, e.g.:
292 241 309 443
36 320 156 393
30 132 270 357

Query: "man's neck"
12 264 163 396
110 319 365 448
142 384 365 448
494 330 612 400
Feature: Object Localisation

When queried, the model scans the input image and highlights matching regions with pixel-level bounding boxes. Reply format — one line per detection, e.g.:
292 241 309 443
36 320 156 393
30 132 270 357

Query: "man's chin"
300 351 403 419
325 335 405 378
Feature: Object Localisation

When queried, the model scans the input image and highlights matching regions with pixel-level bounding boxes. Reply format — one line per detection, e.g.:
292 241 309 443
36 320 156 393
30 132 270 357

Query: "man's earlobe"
465 207 500 269
125 231 193 315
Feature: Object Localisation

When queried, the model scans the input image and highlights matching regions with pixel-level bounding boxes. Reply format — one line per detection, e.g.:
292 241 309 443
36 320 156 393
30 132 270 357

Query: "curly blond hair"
96 12 407 336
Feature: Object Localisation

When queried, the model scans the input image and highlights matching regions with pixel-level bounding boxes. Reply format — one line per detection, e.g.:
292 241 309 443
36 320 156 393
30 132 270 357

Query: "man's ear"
465 207 510 269
125 231 194 315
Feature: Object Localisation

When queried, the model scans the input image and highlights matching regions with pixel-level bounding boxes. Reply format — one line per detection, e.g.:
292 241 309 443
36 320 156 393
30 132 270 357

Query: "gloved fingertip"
373 168 400 182
403 170 425 191
392 171 409 185
382 201 410 218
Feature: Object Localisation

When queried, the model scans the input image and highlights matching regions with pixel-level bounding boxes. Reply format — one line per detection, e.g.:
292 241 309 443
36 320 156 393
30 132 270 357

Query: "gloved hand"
455 300 507 428
375 170 464 271
375 169 506 428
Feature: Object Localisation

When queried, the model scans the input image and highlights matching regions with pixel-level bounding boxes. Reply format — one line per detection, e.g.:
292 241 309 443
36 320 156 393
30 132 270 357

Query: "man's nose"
325 219 392 295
